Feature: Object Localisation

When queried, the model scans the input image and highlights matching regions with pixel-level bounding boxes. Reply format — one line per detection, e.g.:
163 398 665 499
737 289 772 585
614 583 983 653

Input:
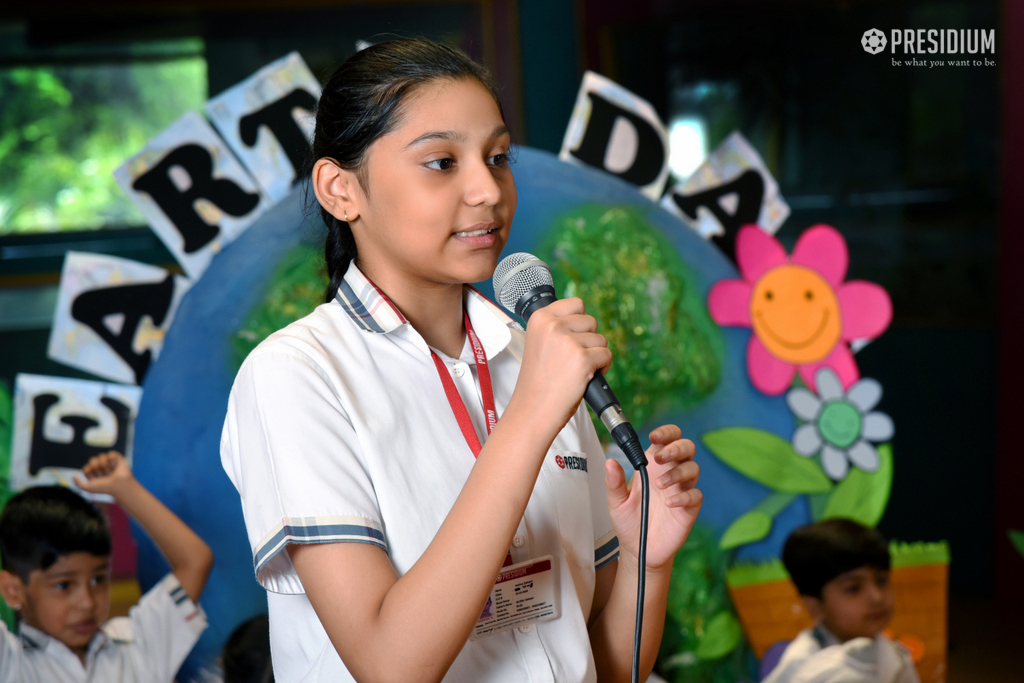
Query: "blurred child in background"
763 518 918 683
0 450 213 682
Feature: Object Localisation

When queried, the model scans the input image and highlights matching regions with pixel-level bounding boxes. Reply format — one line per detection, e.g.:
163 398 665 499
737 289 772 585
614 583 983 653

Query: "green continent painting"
536 205 724 435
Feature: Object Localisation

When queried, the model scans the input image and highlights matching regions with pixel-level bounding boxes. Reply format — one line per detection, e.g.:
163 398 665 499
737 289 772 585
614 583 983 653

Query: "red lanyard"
430 309 496 458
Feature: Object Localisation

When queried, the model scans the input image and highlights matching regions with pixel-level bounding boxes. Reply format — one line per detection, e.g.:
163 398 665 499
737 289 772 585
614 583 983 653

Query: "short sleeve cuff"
157 573 208 636
254 515 388 594
595 531 619 570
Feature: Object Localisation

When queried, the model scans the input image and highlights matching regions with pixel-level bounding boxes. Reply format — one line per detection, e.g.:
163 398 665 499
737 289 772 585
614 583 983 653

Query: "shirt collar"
19 621 110 656
335 261 520 358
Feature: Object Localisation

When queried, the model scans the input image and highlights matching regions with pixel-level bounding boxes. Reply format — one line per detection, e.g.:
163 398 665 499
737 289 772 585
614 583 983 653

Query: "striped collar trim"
336 262 517 335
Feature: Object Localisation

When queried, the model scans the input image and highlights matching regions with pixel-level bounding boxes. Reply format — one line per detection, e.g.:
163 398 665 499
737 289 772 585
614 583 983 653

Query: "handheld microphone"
492 252 648 470
494 251 652 683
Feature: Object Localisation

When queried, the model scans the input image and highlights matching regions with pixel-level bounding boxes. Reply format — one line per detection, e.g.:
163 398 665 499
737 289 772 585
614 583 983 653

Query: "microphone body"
494 256 648 469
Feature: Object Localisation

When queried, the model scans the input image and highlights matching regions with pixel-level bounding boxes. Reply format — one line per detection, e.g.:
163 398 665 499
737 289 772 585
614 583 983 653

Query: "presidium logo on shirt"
555 453 588 472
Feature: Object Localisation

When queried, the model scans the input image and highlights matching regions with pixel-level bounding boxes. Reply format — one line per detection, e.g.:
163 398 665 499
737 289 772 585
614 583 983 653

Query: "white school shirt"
0 573 207 683
221 262 620 683
762 624 920 683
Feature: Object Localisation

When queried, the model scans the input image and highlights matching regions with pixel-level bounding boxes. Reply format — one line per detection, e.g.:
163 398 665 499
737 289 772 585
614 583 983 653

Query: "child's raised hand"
74 450 134 496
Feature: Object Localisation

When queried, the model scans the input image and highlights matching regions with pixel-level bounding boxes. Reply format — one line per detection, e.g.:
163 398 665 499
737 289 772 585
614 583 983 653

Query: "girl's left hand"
604 425 702 572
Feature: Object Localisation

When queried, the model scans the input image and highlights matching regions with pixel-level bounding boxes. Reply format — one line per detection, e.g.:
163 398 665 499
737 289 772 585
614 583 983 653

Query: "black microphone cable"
493 253 651 683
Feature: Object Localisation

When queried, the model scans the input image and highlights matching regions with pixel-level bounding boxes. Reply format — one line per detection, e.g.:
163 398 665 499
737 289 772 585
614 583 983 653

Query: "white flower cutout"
786 368 894 481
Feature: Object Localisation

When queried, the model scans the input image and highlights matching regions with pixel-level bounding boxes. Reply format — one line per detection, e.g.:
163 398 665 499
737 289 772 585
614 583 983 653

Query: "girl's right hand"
510 297 612 436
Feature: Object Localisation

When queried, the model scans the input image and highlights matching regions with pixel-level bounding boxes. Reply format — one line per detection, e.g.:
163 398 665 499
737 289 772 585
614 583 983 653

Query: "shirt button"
512 535 525 548
518 624 533 634
452 365 465 378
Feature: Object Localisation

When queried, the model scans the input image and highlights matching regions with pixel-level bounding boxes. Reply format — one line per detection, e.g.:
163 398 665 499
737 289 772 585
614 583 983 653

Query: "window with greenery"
0 39 206 234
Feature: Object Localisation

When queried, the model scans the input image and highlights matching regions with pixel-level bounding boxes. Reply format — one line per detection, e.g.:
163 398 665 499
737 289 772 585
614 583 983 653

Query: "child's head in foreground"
0 486 111 652
782 518 893 642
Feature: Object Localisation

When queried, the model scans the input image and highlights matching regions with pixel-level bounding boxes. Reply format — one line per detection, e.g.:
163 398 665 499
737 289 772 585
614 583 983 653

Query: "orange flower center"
750 265 842 364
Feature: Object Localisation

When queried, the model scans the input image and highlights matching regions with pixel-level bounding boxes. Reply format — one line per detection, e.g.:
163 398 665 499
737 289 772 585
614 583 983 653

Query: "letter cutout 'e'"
10 374 142 499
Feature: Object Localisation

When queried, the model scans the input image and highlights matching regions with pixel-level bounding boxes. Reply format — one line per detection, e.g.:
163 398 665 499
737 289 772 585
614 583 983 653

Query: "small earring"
344 211 349 222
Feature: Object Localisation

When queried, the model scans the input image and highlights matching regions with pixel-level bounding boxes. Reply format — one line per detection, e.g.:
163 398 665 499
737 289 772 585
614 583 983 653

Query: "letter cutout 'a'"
560 71 670 200
668 169 764 260
10 374 142 497
662 131 790 261
114 111 268 279
48 252 191 385
206 52 321 202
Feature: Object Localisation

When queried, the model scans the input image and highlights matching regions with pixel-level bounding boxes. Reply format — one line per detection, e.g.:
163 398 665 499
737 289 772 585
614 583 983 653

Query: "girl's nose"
464 159 502 207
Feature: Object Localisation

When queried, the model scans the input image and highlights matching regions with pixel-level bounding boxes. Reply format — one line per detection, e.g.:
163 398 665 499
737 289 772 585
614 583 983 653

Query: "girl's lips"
452 230 498 248
452 223 499 247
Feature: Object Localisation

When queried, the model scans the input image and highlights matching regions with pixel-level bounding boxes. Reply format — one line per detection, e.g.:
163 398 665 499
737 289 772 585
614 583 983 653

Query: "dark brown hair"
782 518 891 598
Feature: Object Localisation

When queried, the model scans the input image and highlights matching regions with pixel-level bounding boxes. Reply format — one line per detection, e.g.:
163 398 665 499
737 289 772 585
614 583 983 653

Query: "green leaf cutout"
702 427 834 493
720 510 772 549
695 611 743 660
1010 530 1024 560
821 443 893 527
0 383 11 429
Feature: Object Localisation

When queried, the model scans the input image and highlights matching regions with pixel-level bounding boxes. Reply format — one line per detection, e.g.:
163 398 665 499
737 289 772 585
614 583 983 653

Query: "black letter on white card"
667 169 765 260
29 395 131 475
238 88 318 182
70 274 176 385
569 92 666 188
132 144 261 253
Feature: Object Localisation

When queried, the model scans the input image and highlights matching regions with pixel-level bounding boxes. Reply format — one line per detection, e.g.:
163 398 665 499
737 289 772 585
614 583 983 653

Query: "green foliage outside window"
0 56 206 234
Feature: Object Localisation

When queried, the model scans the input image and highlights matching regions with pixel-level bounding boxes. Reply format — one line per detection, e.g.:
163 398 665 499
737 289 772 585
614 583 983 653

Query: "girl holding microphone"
221 37 702 683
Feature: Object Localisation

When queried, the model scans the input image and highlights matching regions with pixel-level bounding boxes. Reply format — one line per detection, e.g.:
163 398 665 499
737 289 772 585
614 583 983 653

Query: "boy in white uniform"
0 451 213 682
763 519 919 683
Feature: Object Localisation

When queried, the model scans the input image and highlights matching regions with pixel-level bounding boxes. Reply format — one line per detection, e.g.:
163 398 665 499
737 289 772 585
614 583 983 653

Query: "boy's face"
810 565 894 642
15 552 111 653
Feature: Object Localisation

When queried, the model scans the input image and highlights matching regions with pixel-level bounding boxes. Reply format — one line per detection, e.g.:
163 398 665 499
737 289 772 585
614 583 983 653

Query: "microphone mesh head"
492 252 554 312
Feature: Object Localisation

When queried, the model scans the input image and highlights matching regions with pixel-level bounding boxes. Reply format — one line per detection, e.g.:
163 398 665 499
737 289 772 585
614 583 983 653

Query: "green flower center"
817 400 862 449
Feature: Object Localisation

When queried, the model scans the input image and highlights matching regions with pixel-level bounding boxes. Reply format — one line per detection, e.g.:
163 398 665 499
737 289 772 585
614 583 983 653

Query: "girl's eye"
91 574 108 587
425 158 455 171
844 583 862 595
489 153 509 168
55 581 70 591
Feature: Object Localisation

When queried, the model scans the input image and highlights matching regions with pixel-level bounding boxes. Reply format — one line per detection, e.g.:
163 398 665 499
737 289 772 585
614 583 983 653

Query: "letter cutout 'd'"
131 144 261 254
239 88 318 181
668 169 765 260
570 92 666 188
29 395 131 475
70 274 175 385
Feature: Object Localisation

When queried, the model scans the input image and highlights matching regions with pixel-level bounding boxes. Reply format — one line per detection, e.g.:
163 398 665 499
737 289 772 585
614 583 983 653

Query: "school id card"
472 555 560 640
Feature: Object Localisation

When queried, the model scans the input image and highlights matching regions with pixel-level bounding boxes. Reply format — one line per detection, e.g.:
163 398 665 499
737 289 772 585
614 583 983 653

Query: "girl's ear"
312 158 363 223
0 570 26 611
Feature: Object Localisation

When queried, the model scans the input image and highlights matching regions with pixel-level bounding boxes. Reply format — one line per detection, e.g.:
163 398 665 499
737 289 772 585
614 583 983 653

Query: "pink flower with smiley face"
708 225 892 395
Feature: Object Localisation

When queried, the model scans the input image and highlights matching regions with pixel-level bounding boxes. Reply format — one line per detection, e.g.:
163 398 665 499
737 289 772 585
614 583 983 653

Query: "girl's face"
352 77 516 288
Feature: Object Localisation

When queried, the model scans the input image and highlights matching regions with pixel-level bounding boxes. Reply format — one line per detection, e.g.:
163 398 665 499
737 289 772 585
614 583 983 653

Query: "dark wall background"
0 0 1017 606
573 0 1006 599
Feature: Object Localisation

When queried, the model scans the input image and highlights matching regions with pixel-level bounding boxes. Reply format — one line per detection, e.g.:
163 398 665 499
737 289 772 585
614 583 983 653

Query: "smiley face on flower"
750 264 843 364
708 225 892 395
